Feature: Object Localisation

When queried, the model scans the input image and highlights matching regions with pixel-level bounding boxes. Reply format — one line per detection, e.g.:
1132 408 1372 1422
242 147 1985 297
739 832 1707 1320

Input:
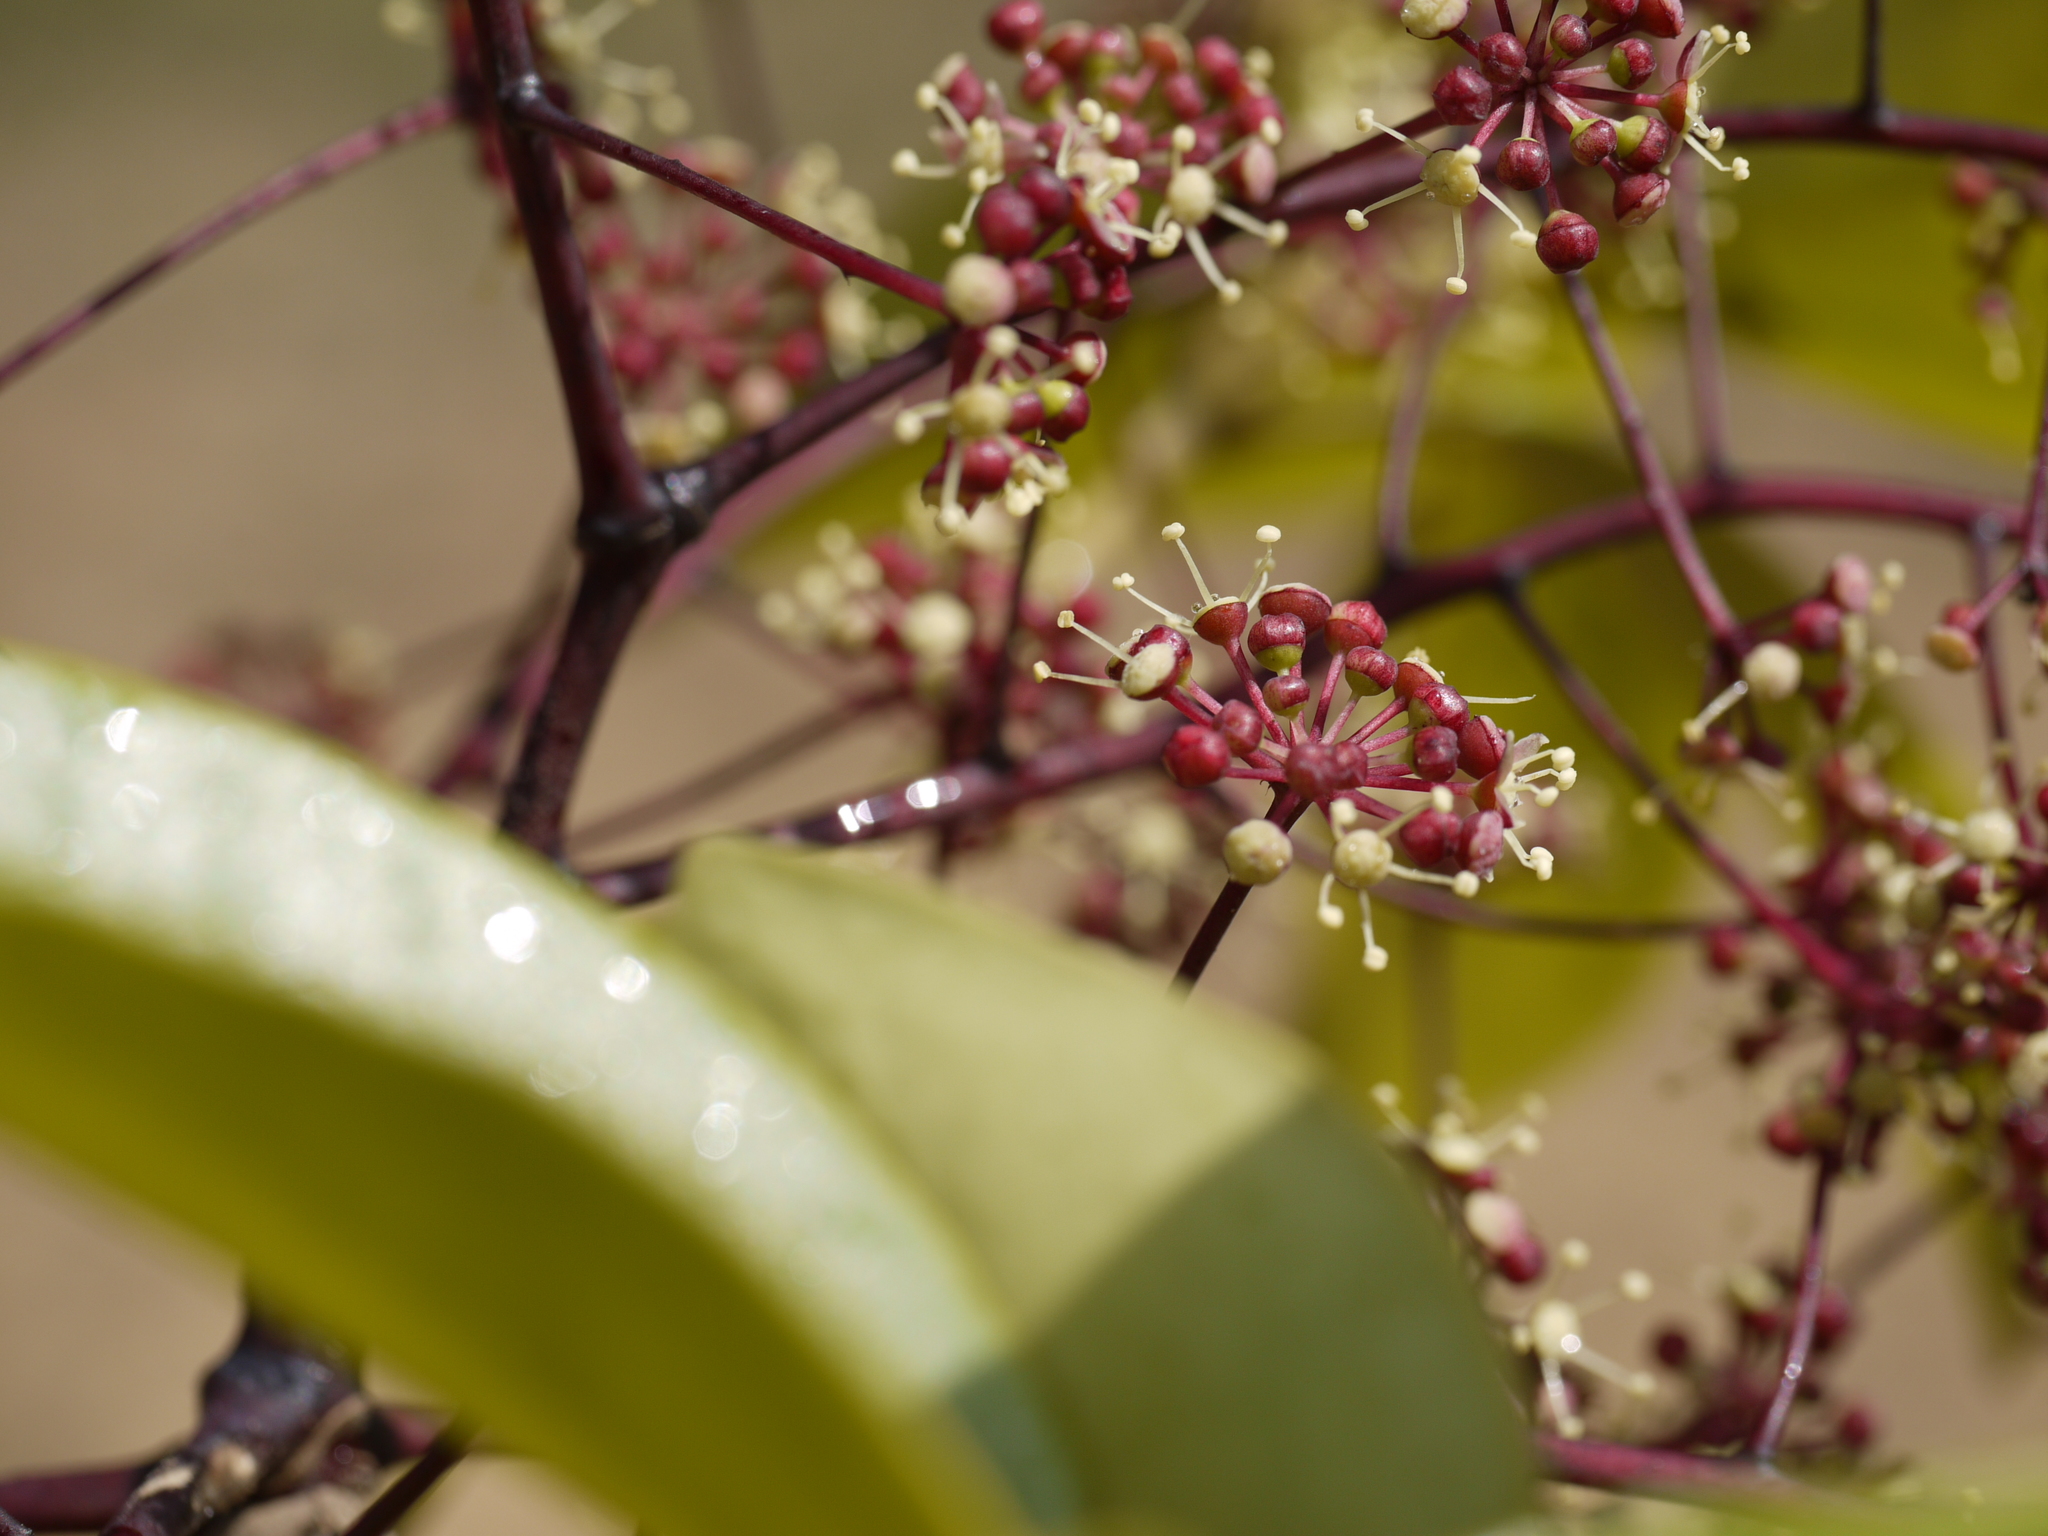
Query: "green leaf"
665 835 1533 1536
0 644 1073 1536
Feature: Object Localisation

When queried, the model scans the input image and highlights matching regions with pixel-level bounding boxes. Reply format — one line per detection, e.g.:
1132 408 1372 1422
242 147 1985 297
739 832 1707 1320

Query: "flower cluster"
1347 0 1752 292
896 1 1291 315
1372 1081 1657 1439
1949 157 2047 385
1644 1262 1876 1463
1034 523 1578 970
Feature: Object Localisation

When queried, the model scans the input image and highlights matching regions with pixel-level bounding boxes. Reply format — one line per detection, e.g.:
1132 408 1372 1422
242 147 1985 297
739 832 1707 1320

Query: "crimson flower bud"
1476 30 1527 84
1458 810 1505 874
1788 599 1843 652
1826 554 1875 613
1326 600 1387 650
1043 20 1090 70
1258 583 1333 633
1433 65 1494 126
1162 71 1207 121
1345 646 1398 695
1120 626 1193 700
1636 0 1685 37
1413 726 1460 781
1549 13 1591 56
1764 1107 1808 1159
1194 599 1249 645
986 0 1045 52
1495 1234 1547 1285
1020 59 1063 103
1394 657 1438 700
1614 171 1671 226
1569 116 1618 166
1536 209 1600 272
959 439 1013 495
1193 35 1244 95
1248 612 1307 671
976 183 1042 258
1607 38 1656 88
1087 264 1132 322
1837 1408 1875 1451
1286 740 1349 799
1016 164 1071 222
1498 137 1552 191
1139 24 1190 73
1007 391 1046 434
1008 258 1056 313
1265 674 1311 718
1586 0 1639 20
1164 725 1230 787
1705 926 1744 973
1654 1328 1691 1369
1401 805 1460 866
1039 382 1091 440
1216 699 1263 757
1411 680 1470 731
1616 114 1673 172
1457 715 1507 777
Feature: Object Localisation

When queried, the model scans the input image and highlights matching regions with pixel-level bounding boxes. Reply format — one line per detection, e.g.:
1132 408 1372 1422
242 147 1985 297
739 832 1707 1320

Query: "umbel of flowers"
1348 0 1752 292
1035 524 1577 970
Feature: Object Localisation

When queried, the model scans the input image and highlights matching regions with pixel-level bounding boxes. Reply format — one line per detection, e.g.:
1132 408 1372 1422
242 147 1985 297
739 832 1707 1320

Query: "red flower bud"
1495 1234 1547 1285
1549 13 1591 56
976 182 1042 258
1249 612 1308 671
1614 171 1671 225
1395 658 1439 699
1459 810 1505 874
1043 21 1090 71
1401 805 1461 866
959 439 1014 495
1412 681 1471 731
1286 740 1349 799
1705 925 1745 973
1264 673 1312 718
1326 600 1388 650
1788 599 1844 652
1216 699 1263 757
1193 36 1244 95
1016 164 1071 222
1654 1327 1691 1369
1345 646 1398 695
1413 726 1460 781
1476 30 1527 84
1433 65 1494 125
1457 715 1507 777
1258 583 1333 633
1764 1107 1808 1159
1586 0 1639 20
1536 209 1600 273
1041 384 1091 441
1195 599 1249 645
1162 70 1207 121
1008 258 1056 313
1164 725 1230 787
1826 554 1875 613
1607 38 1656 88
1570 115 1618 165
1616 114 1673 172
986 0 1045 52
1637 0 1685 37
1498 137 1552 191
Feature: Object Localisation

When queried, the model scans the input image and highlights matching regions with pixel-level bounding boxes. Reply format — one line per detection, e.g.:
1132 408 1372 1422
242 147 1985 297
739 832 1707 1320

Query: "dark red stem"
1378 298 1462 571
1709 106 2048 169
0 97 457 396
1562 273 1743 651
1966 535 2028 820
1749 1161 1837 1462
1672 160 1732 486
506 94 948 314
0 1467 143 1532
333 1435 466 1536
1535 1435 1811 1503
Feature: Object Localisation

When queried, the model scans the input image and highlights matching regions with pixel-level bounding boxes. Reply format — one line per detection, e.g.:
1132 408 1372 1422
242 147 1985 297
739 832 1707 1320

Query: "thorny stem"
1377 299 1462 572
508 95 948 313
1750 1160 1838 1463
1672 160 1733 488
1499 583 1870 1000
332 1434 467 1536
0 97 458 396
1563 273 1744 652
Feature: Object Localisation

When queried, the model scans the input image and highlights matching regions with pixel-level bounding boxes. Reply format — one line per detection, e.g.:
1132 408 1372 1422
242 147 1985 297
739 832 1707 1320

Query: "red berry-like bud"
1457 715 1507 777
1826 554 1875 613
1653 1327 1692 1369
1549 13 1591 56
959 438 1014 495
1194 599 1249 645
1326 600 1388 650
1838 1407 1876 1450
1007 391 1046 434
1088 27 1133 66
1476 30 1527 83
1286 740 1350 799
1194 36 1245 96
1498 137 1552 190
1249 612 1308 671
1813 1285 1854 1350
1020 58 1064 104
1087 264 1132 321
1586 0 1639 20
1008 258 1056 313
1413 726 1460 781
1412 681 1470 731
1433 65 1494 125
1459 810 1505 874
1394 657 1438 700
1764 1107 1808 1159
1607 38 1656 88
610 330 661 387
976 182 1042 258
1345 646 1398 695
1614 171 1671 225
1139 23 1190 73
1161 70 1207 121
1788 599 1844 653
987 0 1045 52
1495 1234 1547 1285
943 61 988 122
1265 673 1312 718
1259 583 1333 633
1536 209 1600 272
1164 725 1231 787
1216 699 1263 757
1616 114 1673 172
1043 20 1091 71
1637 0 1684 36
1016 164 1071 223
1569 116 1618 166
774 329 826 385
1041 383 1091 440
1401 806 1460 866
1705 925 1745 973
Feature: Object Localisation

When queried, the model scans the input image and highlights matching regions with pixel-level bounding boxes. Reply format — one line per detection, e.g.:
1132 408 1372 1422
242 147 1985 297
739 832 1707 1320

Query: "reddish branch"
1750 1162 1839 1462
1535 1433 1814 1504
1710 107 2048 171
0 97 457 396
1672 162 1732 486
331 1434 466 1536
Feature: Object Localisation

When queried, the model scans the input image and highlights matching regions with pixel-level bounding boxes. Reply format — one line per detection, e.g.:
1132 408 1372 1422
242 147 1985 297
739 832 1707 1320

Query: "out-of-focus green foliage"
666 835 1533 1536
0 646 1055 1536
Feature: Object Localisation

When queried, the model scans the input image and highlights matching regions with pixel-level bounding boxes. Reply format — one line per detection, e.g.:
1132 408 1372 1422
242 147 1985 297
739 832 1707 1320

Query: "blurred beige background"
7 2 2048 1530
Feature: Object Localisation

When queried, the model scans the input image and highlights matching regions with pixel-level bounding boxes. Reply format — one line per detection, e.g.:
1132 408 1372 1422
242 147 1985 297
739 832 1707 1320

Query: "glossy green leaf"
666 835 1533 1536
0 644 1074 1536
